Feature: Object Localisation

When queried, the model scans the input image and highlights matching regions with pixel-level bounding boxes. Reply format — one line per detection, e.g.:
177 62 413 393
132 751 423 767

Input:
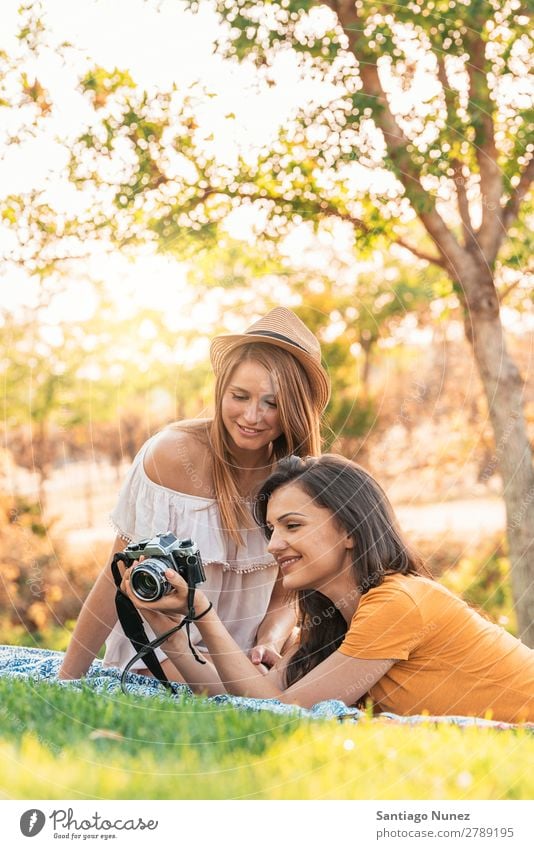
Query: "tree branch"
232 187 446 267
317 200 444 265
323 1 359 31
498 264 533 303
392 236 446 268
452 158 477 250
7 253 94 267
464 34 502 263
502 155 534 232
332 5 465 277
436 56 476 250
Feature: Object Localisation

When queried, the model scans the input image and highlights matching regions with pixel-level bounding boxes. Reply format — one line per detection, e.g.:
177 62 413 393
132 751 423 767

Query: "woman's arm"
193 605 394 707
251 568 297 668
57 535 125 680
136 607 226 696
123 569 394 708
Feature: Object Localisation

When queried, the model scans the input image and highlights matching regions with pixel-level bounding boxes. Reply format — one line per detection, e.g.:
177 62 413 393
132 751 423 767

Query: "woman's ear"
345 534 355 550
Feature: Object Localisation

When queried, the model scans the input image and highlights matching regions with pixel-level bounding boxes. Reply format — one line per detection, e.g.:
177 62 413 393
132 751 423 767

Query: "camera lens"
130 562 165 601
133 571 159 599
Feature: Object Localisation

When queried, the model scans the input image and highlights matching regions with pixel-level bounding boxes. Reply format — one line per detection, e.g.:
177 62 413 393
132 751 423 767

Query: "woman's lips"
278 556 302 570
236 423 266 436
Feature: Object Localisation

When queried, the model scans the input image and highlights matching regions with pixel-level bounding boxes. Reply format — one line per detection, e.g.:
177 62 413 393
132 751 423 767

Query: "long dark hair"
253 454 426 687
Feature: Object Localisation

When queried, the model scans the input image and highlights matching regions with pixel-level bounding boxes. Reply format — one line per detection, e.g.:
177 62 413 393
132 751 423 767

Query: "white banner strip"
2 800 533 849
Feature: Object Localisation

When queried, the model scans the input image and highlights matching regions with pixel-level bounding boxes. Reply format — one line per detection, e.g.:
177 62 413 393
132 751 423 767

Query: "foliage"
1 280 214 501
1 2 533 641
0 620 74 652
59 1 532 281
0 4 97 273
0 494 93 634
440 537 516 634
0 5 213 495
0 678 532 799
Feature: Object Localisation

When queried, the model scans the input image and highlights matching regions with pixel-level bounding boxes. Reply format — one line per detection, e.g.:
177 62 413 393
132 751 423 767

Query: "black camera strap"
111 553 173 689
111 553 212 695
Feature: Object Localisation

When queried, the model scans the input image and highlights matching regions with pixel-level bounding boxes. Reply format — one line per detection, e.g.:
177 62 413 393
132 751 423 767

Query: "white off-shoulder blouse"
104 436 278 670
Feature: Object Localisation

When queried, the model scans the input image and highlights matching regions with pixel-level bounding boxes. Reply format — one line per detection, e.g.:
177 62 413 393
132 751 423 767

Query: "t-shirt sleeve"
339 581 424 661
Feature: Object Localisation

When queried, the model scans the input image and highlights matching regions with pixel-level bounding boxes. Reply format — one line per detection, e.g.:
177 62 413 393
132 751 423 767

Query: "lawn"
0 679 532 800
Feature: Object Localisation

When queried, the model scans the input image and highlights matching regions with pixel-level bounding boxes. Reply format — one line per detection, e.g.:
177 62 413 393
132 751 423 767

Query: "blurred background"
1 0 532 650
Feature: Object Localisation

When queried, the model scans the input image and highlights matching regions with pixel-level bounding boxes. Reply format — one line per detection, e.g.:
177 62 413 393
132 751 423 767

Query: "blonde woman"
59 308 330 682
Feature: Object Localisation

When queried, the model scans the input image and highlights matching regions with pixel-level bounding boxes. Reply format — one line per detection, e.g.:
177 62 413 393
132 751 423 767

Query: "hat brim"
210 333 331 412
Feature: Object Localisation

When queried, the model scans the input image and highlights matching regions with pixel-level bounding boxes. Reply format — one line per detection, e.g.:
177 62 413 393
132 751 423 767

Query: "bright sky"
0 0 321 338
0 0 531 344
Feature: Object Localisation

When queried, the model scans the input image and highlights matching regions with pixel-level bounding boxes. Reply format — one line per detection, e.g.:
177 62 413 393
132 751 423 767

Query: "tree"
42 2 534 641
7 0 534 645
181 0 534 646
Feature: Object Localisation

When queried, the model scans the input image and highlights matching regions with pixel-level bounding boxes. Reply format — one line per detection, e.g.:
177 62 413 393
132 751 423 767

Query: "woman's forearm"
121 570 286 699
163 630 226 696
58 537 125 679
196 608 283 699
256 604 296 653
255 570 296 652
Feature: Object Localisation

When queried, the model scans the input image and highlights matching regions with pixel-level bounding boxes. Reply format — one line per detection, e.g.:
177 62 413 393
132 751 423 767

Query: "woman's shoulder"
143 421 214 497
365 574 454 621
361 573 434 607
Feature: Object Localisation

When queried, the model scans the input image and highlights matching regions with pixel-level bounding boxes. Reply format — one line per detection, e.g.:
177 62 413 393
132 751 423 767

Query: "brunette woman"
122 455 534 722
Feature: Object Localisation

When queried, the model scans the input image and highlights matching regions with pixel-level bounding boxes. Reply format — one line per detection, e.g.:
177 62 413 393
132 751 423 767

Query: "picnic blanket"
0 645 529 730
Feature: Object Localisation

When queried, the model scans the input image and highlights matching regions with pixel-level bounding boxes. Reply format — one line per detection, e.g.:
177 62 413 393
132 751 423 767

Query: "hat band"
246 329 309 354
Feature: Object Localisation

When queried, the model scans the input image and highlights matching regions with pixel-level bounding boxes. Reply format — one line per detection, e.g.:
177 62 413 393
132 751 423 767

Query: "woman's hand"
120 566 209 621
249 643 282 674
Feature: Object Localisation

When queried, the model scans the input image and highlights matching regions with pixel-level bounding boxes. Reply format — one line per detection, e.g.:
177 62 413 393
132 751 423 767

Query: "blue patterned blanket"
0 645 529 729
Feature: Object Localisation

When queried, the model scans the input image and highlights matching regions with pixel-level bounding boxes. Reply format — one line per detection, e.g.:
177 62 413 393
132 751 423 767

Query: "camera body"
121 533 206 602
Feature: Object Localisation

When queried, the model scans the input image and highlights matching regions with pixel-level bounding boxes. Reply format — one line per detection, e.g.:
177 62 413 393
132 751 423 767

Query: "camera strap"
119 601 213 694
111 553 212 695
111 552 174 690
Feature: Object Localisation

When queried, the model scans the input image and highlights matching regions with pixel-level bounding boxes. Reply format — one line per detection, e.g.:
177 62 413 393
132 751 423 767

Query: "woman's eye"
232 394 247 401
264 401 277 409
286 523 301 530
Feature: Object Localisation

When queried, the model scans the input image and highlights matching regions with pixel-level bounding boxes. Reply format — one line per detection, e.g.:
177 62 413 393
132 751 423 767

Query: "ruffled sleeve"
110 436 173 542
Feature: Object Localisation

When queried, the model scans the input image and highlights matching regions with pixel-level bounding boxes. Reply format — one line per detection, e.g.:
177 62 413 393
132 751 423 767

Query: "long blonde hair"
183 342 322 544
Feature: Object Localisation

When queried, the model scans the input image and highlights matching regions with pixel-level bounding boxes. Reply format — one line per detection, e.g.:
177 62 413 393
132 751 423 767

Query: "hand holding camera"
118 533 209 620
120 533 205 601
109 533 211 687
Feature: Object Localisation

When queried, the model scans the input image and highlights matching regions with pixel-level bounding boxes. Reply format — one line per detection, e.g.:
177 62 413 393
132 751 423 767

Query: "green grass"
0 622 74 652
0 624 105 656
0 679 532 800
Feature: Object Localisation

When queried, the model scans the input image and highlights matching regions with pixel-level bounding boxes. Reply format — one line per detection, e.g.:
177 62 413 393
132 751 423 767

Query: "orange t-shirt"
339 574 534 722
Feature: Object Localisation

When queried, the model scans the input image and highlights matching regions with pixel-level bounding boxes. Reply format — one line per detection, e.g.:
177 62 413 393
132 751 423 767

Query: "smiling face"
265 482 355 594
221 359 283 455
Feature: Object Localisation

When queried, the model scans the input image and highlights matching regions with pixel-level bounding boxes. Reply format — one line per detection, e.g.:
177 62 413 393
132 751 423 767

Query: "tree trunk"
460 263 534 646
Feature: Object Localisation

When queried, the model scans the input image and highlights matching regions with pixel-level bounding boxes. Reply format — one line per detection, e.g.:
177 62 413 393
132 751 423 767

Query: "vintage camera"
122 533 206 602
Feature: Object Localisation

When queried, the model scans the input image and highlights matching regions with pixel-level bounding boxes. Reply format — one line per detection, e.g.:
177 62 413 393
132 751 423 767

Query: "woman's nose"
243 400 260 423
267 529 287 555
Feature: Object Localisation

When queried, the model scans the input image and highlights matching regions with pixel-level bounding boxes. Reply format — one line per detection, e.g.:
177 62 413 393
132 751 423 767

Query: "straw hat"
210 307 331 411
